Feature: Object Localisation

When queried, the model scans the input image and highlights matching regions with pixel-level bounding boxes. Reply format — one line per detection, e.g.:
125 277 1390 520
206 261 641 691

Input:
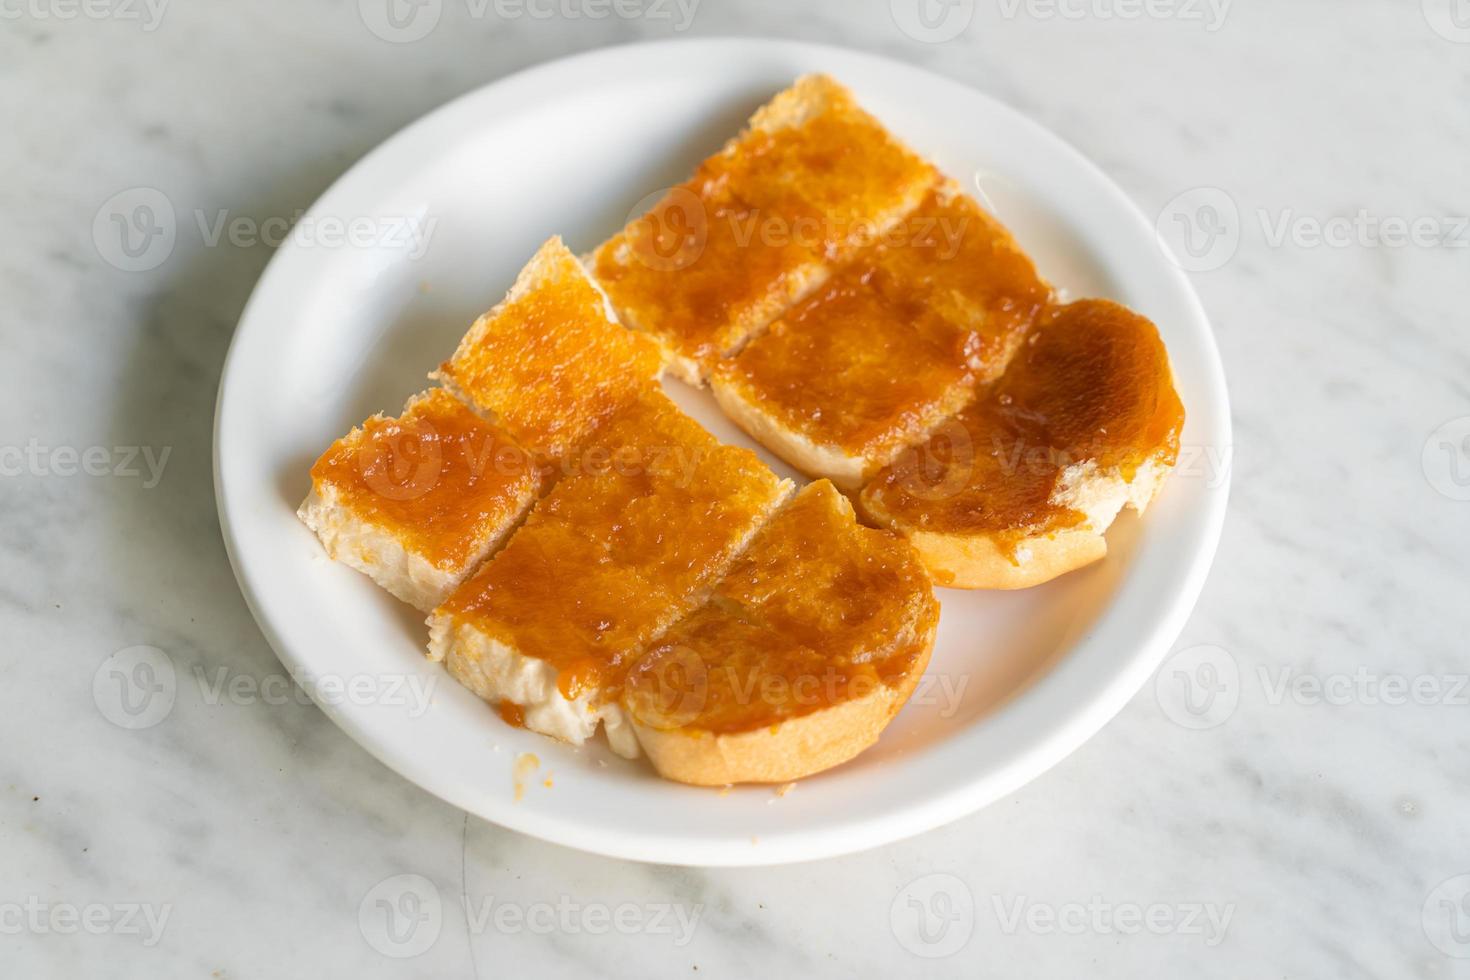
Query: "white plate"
215 39 1230 866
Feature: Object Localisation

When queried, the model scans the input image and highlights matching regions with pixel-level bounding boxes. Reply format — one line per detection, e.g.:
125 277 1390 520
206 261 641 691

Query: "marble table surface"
3 1 1468 976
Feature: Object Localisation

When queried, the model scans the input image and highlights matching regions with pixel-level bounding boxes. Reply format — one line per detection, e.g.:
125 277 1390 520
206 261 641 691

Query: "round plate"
215 39 1230 866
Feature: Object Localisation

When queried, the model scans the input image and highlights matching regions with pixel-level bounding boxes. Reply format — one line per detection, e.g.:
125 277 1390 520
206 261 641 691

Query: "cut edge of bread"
586 245 833 388
426 478 796 760
862 454 1174 590
626 623 935 787
426 615 641 759
577 247 707 386
712 359 980 493
710 375 868 489
298 479 526 613
296 391 537 612
577 253 681 385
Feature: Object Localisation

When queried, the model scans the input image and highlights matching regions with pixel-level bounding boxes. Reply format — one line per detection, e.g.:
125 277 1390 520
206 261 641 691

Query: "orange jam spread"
593 189 821 367
864 182 1052 383
439 240 663 461
716 76 937 259
592 76 938 370
496 700 525 728
438 391 787 689
309 388 538 569
714 184 1049 463
716 266 977 464
623 481 938 736
860 300 1185 544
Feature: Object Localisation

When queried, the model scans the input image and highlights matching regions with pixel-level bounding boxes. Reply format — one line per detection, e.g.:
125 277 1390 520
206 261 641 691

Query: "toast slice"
591 75 938 384
427 390 791 758
436 237 664 462
711 181 1051 489
858 300 1186 589
298 388 539 611
624 481 939 785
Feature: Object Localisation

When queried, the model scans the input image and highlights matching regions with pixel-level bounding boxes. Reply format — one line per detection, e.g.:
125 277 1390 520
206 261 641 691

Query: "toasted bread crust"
622 482 938 784
629 646 931 786
895 525 1109 590
710 373 869 489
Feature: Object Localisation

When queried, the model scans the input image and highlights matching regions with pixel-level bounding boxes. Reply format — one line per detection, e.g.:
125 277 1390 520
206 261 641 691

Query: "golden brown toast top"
862 182 1052 383
714 268 977 464
592 75 938 370
624 481 938 735
715 183 1050 461
308 388 537 568
437 390 789 697
438 238 663 460
860 299 1185 543
732 76 938 256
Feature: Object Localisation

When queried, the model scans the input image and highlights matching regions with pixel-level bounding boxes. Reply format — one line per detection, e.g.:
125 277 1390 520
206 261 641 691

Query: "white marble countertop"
4 1 1468 976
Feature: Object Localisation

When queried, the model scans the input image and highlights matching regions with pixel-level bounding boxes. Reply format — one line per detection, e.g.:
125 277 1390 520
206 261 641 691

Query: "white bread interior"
426 615 640 759
866 456 1172 590
297 478 525 614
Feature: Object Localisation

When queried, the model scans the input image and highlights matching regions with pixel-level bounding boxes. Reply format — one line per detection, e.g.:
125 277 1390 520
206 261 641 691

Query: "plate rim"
214 36 1232 866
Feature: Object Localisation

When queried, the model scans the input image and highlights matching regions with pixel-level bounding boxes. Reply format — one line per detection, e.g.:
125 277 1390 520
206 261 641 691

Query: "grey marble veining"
2 2 1468 977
